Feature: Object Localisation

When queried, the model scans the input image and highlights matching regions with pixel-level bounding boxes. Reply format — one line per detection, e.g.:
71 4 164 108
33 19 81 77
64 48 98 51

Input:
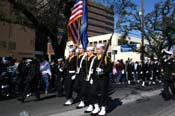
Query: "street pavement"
108 95 175 116
0 84 171 116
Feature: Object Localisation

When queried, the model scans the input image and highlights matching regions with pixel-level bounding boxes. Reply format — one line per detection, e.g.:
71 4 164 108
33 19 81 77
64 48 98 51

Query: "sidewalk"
49 84 162 116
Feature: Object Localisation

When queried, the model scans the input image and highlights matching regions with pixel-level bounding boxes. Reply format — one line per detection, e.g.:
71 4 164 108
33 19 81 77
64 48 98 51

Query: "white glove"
71 75 76 80
122 70 125 74
96 67 103 72
76 68 80 74
140 72 143 74
90 79 93 85
96 67 103 75
172 73 175 76
90 69 93 74
146 71 149 73
59 68 63 72
132 72 134 74
76 49 79 54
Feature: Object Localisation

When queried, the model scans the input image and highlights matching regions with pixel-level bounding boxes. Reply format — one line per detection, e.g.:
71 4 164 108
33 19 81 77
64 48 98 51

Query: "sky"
94 0 175 50
94 0 165 37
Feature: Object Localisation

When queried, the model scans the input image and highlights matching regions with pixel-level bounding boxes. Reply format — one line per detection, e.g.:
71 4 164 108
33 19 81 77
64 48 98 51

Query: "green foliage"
115 0 175 61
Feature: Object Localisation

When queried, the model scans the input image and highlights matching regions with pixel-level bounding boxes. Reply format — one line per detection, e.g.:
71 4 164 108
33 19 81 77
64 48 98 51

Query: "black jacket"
92 55 112 79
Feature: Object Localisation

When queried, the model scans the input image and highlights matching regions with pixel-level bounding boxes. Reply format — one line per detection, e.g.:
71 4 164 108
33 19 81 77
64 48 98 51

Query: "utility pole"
141 0 144 64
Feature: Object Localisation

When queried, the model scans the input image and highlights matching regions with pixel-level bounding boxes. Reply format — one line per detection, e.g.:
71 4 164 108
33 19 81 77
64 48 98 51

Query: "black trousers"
163 77 175 100
89 78 109 106
22 78 40 101
64 73 75 99
145 72 151 81
128 72 133 81
79 80 91 101
154 72 161 80
73 74 82 93
55 75 64 96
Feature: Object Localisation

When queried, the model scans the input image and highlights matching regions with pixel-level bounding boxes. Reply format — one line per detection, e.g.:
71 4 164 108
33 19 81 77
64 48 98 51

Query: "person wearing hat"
63 48 77 105
76 46 96 109
51 58 64 97
73 45 87 101
87 43 112 116
162 50 175 100
21 59 41 102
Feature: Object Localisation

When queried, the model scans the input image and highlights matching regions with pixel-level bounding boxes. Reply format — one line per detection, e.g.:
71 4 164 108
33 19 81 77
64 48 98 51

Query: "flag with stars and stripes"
68 0 88 49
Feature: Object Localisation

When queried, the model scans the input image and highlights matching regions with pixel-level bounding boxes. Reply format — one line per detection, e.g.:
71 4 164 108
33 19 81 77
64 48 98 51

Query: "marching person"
153 59 161 84
21 59 41 102
57 58 65 97
133 61 139 83
52 58 65 97
74 45 87 101
86 44 112 116
162 50 175 100
63 48 77 106
76 46 96 109
127 59 134 85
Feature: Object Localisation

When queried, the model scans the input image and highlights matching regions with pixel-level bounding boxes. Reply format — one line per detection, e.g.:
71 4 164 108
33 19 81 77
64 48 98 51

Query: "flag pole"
98 33 114 67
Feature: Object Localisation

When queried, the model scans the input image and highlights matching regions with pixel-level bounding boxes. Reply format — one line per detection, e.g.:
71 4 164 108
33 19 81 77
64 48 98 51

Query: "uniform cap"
96 43 105 48
25 59 32 62
57 58 63 62
164 50 173 55
69 48 75 52
78 45 83 49
87 46 94 51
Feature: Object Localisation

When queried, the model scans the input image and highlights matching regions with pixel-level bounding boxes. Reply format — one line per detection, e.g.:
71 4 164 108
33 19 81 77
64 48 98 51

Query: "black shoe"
84 110 92 113
91 113 98 116
57 94 63 97
76 106 85 109
172 96 175 100
36 94 40 99
21 98 25 103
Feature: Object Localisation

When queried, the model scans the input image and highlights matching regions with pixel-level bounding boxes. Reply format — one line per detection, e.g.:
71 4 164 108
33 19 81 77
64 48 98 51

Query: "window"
0 41 7 48
94 41 97 46
8 42 16 50
103 40 107 44
90 42 93 46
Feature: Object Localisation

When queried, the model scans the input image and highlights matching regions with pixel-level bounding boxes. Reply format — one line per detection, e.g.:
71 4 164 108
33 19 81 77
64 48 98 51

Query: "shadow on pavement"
106 97 122 113
0 96 16 101
34 94 56 101
16 94 56 103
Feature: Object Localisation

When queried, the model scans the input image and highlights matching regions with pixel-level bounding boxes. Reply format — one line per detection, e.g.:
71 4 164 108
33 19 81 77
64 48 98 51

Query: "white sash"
77 53 87 74
86 56 96 81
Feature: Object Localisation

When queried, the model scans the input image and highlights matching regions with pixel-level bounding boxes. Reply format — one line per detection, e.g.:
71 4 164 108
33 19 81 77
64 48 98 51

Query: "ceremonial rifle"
98 33 114 67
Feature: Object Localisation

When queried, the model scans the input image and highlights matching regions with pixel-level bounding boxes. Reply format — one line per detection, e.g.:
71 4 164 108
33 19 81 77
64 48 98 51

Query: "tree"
0 0 75 59
114 0 175 61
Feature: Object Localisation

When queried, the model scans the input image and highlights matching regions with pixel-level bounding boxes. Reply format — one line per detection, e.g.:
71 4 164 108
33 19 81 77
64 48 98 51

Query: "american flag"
68 0 88 48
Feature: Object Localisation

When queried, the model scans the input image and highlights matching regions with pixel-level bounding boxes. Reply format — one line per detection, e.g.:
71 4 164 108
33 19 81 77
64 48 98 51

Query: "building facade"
66 33 148 62
0 1 35 60
0 0 114 61
87 0 114 37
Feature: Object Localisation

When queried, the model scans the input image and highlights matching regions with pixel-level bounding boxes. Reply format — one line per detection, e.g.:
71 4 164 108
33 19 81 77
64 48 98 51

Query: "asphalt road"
108 95 175 116
0 84 173 116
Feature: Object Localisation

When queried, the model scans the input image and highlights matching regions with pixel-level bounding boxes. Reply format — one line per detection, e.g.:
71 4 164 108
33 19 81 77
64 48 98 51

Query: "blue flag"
80 0 88 49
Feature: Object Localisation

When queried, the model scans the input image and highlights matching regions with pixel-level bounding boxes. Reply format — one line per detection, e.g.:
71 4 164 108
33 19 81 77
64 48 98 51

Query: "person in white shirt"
40 58 52 95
